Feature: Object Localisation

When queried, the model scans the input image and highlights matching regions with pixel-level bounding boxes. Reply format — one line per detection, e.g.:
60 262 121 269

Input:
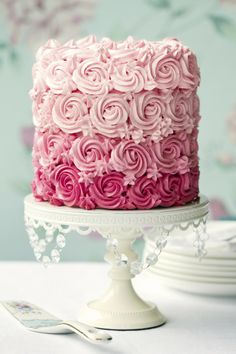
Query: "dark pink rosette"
158 174 183 206
51 164 84 207
89 172 126 209
110 141 152 183
158 171 199 207
32 168 62 206
153 132 191 174
71 136 108 175
128 176 161 209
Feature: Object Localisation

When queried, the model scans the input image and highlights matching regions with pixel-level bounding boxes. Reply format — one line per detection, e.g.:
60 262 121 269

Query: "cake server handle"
60 320 112 343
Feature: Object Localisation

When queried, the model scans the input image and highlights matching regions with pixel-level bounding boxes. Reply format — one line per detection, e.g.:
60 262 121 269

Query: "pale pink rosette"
153 132 191 174
51 164 84 207
72 58 110 95
110 62 146 93
130 91 170 135
128 176 161 209
167 91 193 132
146 50 182 90
52 93 89 133
110 141 152 182
89 172 126 209
45 59 76 94
71 136 108 175
146 39 200 91
90 94 129 138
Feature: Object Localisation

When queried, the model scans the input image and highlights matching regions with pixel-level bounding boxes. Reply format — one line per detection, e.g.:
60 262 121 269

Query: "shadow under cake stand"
24 194 209 330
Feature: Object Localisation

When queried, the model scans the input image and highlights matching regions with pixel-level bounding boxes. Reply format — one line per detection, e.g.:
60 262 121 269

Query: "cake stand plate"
24 194 209 330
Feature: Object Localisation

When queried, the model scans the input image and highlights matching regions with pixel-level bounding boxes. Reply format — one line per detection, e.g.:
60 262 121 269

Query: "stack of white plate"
145 221 236 296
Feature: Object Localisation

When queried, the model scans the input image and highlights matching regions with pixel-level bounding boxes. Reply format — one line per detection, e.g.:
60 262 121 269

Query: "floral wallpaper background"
0 0 236 260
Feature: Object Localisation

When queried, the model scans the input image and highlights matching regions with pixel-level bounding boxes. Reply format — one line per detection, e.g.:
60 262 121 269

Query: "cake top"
31 35 200 96
30 36 200 143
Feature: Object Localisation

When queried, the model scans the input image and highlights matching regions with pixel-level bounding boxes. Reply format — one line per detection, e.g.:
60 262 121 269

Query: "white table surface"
0 262 235 354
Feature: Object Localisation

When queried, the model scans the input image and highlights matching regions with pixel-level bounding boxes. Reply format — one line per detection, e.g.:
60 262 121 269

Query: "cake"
30 36 200 210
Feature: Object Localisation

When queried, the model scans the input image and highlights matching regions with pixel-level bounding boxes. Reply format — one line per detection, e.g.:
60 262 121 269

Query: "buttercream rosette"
31 35 201 209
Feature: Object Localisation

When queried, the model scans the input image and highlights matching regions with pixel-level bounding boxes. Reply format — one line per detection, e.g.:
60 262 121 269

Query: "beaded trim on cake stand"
24 194 209 330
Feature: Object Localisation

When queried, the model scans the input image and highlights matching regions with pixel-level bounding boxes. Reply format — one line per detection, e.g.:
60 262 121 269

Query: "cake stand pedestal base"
24 194 208 331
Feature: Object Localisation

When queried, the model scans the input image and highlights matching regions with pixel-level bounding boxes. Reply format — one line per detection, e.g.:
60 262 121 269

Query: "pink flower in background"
1 0 96 48
228 105 236 143
21 126 35 150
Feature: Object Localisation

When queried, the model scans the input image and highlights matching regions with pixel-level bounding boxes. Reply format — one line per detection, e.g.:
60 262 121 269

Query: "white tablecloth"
0 262 235 354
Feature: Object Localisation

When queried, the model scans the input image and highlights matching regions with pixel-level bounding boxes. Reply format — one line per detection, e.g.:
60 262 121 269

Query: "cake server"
1 301 112 343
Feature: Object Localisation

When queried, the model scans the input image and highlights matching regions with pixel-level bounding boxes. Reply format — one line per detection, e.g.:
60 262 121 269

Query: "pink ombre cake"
30 36 200 210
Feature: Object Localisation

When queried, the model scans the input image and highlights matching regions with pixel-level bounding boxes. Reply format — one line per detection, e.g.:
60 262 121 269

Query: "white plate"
150 267 236 284
155 256 236 273
158 251 236 267
152 261 236 278
147 271 236 296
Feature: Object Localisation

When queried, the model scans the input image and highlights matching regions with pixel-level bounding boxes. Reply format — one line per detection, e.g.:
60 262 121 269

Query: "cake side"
30 36 200 210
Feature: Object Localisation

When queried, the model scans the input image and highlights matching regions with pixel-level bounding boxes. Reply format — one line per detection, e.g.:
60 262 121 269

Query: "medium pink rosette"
167 91 193 132
45 59 75 94
89 172 126 209
128 176 161 209
153 132 191 174
72 58 110 95
34 131 74 167
52 93 89 133
110 62 146 93
130 91 170 135
51 164 84 207
110 141 152 182
71 136 108 175
90 94 129 137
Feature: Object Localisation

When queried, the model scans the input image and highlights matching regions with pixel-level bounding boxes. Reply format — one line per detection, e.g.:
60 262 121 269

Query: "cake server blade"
1 301 112 343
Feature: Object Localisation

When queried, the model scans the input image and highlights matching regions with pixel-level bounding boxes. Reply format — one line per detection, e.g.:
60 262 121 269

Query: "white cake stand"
24 194 209 330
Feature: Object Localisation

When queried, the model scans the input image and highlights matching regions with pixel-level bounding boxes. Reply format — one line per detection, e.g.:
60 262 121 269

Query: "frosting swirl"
72 58 110 95
89 172 126 209
130 91 169 135
128 176 161 209
52 93 89 133
71 136 108 175
110 62 146 93
51 164 84 206
110 141 152 183
167 91 193 132
153 132 190 174
45 59 75 94
91 94 129 137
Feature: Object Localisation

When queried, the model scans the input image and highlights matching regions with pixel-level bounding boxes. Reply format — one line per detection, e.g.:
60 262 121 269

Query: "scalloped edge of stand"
24 194 209 228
